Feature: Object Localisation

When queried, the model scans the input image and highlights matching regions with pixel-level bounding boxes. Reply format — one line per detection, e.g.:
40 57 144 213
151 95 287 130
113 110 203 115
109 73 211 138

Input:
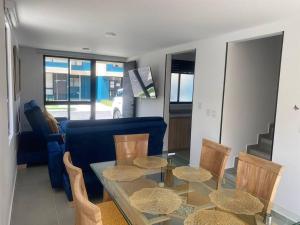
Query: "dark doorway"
166 50 196 162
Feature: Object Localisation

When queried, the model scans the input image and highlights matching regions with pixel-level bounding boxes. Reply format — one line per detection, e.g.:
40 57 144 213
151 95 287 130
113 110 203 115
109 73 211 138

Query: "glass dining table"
90 154 268 225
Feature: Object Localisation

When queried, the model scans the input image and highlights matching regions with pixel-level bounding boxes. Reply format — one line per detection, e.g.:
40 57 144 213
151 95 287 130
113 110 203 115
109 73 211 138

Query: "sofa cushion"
24 100 52 139
66 117 164 129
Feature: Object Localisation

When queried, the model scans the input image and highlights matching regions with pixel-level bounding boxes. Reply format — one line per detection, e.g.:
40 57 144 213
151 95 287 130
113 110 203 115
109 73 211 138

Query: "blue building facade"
45 58 123 102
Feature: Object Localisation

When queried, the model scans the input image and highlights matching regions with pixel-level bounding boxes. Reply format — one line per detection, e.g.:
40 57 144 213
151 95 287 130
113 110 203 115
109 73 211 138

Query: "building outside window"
170 73 194 103
44 57 124 120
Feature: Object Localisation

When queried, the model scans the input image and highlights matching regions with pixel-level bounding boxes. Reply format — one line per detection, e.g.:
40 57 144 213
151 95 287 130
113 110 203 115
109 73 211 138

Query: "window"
44 57 124 120
44 56 92 120
70 59 91 102
45 57 68 101
170 73 194 103
5 19 14 139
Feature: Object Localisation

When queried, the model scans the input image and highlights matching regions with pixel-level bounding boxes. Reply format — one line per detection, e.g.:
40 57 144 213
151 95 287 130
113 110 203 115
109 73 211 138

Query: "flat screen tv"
128 66 157 98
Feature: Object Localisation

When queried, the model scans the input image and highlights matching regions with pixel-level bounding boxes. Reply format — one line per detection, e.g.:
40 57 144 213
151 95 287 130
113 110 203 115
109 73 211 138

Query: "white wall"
19 46 127 131
221 36 282 167
130 16 300 220
19 47 44 131
0 0 18 224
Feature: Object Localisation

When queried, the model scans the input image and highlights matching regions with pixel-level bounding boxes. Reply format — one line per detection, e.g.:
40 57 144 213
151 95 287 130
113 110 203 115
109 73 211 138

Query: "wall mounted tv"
128 66 157 98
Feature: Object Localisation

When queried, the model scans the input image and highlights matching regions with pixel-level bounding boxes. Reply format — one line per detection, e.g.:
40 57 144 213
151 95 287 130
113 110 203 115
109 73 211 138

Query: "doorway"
220 33 284 170
164 50 196 162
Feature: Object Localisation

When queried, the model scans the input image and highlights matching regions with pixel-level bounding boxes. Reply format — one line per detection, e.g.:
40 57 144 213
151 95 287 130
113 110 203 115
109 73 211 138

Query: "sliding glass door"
95 61 124 119
69 59 92 120
44 56 124 120
45 57 69 118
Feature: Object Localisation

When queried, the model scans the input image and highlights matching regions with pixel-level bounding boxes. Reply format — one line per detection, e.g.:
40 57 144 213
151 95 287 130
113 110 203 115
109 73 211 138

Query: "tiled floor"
11 166 74 225
170 149 190 163
11 165 296 225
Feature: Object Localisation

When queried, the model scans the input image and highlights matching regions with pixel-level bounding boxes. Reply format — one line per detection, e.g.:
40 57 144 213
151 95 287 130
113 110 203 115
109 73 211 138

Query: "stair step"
258 142 272 152
247 148 272 160
260 133 273 142
269 123 275 136
259 132 272 140
224 167 237 184
248 144 272 153
246 123 275 161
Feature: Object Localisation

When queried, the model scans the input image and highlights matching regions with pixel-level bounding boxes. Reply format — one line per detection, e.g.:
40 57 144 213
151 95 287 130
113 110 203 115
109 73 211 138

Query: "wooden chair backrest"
63 151 88 200
236 152 283 214
73 174 102 225
200 139 231 188
114 133 149 162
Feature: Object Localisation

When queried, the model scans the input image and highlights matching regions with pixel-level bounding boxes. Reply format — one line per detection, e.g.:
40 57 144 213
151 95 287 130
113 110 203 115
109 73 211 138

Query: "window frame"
5 18 14 140
43 55 125 119
170 72 194 104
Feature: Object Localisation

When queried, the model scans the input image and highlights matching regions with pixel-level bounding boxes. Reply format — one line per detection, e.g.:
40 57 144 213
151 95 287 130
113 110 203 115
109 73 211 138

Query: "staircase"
224 123 275 184
246 123 274 160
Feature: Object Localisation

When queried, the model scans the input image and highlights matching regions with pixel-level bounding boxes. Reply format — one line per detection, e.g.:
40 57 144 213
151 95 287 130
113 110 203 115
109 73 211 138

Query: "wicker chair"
114 133 149 162
63 152 128 225
236 152 283 215
200 139 231 189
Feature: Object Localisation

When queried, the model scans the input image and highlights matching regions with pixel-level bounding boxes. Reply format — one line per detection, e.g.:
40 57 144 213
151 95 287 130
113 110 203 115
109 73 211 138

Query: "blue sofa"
18 100 68 165
47 117 167 200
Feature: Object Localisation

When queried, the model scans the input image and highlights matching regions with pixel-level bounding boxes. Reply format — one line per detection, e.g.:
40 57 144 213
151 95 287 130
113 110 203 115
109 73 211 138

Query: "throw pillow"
43 109 59 133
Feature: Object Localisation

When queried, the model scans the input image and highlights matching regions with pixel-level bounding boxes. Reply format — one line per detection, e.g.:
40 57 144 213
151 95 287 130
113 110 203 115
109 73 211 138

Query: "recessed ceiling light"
105 32 117 37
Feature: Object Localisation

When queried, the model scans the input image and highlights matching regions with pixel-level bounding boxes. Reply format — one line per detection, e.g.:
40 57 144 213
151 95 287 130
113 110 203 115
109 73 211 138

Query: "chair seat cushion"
96 201 128 225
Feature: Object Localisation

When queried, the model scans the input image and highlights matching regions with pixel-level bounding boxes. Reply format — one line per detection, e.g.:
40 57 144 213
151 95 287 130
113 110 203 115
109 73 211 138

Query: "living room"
1 1 300 225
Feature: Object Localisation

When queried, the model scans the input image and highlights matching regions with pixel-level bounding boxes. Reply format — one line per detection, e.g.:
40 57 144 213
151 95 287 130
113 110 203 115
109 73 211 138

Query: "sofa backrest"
65 117 164 128
24 100 52 140
65 117 167 171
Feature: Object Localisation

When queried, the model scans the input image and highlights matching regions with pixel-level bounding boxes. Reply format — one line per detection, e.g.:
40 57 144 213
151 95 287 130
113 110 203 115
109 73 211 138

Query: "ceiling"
15 0 300 57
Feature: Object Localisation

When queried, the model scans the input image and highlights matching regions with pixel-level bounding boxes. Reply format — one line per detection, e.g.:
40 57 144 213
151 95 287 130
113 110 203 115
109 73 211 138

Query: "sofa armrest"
47 133 64 144
47 141 65 188
55 117 68 123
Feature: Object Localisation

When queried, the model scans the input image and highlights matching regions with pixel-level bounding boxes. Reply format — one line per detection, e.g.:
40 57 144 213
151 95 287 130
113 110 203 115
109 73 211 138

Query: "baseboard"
272 204 299 223
7 168 17 225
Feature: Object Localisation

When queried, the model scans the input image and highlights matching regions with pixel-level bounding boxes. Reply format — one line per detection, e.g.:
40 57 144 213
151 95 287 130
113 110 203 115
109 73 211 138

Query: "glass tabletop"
90 154 268 225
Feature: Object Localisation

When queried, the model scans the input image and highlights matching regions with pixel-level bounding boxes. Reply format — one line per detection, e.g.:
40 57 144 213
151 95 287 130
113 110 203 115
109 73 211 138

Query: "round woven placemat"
184 209 247 225
133 156 168 169
103 165 144 181
129 187 182 215
209 189 264 215
172 166 212 183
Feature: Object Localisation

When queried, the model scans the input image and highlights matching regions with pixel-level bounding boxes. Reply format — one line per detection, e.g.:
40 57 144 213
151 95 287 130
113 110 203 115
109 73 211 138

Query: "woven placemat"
173 166 212 183
184 209 247 225
209 189 264 215
133 156 168 169
103 165 144 181
129 187 182 215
